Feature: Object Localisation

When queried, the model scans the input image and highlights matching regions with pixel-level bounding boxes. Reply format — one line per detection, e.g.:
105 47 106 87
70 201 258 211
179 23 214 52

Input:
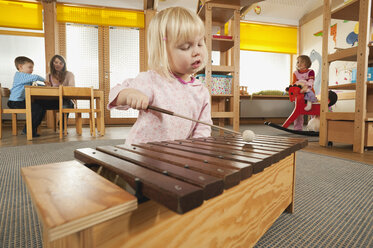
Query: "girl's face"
53 58 64 72
167 35 206 81
296 58 307 70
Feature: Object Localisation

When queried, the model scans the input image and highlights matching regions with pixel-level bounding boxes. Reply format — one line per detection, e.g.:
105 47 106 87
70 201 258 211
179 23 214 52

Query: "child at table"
108 7 212 145
292 55 317 131
7 56 46 137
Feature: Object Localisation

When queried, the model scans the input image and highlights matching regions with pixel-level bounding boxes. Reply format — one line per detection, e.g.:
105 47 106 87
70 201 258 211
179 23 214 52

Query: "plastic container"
196 74 232 94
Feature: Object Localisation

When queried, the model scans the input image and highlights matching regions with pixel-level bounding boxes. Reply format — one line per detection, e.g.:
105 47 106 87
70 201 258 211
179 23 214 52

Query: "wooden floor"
1 124 373 166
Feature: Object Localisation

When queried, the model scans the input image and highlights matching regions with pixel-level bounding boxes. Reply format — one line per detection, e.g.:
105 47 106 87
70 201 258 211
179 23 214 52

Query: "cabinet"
320 0 373 153
198 0 257 132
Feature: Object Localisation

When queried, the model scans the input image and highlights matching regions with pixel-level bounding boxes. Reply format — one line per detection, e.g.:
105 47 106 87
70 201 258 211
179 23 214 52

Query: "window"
0 31 45 88
211 50 291 94
66 23 99 118
109 26 140 118
240 50 290 94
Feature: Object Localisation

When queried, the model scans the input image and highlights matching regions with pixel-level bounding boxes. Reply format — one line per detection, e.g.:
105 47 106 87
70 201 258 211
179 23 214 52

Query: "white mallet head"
242 130 255 142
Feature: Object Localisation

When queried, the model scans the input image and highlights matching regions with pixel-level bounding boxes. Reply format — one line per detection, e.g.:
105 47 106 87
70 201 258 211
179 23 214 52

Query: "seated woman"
37 55 75 129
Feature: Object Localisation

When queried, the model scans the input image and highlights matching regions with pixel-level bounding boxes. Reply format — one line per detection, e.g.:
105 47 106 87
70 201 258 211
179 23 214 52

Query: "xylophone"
22 134 307 247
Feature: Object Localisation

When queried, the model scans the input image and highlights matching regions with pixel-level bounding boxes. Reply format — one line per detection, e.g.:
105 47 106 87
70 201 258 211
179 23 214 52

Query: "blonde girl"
108 7 212 145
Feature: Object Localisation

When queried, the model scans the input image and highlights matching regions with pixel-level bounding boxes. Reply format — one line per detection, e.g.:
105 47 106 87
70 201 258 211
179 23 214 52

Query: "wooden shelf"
198 5 235 24
328 82 373 90
328 45 373 62
326 112 355 121
322 0 373 152
249 95 289 100
331 0 373 21
366 112 373 121
328 46 358 62
211 111 234 118
212 65 234 74
328 83 356 90
212 38 234 52
212 94 233 97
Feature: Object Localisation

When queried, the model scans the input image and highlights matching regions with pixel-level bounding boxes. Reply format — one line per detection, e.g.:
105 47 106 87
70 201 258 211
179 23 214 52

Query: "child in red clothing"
292 55 317 130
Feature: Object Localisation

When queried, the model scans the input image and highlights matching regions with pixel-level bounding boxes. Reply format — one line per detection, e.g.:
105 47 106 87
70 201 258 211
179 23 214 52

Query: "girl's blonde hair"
147 7 207 80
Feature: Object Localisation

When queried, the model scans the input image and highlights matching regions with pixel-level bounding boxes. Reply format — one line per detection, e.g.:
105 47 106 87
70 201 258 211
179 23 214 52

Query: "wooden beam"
142 9 156 72
42 0 59 73
319 0 331 147
0 30 44 37
353 0 371 153
144 0 153 10
143 0 158 10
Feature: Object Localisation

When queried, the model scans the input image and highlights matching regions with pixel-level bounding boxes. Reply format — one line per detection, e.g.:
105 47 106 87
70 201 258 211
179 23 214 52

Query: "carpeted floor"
0 138 372 247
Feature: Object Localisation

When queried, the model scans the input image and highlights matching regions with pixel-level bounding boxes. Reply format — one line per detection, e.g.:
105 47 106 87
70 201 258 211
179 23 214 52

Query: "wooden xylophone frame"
22 135 307 248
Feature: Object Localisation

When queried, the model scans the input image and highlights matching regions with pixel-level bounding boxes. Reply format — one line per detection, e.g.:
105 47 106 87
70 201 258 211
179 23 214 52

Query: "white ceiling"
242 0 324 26
56 0 324 26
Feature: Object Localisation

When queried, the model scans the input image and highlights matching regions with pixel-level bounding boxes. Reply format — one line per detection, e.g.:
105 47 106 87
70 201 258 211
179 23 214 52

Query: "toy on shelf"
240 86 248 95
265 84 338 136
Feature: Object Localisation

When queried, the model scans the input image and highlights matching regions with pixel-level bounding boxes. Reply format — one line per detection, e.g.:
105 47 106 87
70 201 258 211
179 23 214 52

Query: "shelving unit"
320 0 373 153
198 0 241 132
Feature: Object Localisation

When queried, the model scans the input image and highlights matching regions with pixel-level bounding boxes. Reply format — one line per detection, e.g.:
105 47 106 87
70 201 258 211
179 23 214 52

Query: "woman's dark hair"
50 54 67 83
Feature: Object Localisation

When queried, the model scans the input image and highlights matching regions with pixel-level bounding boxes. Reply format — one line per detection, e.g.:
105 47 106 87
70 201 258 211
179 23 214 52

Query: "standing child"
7 56 46 137
292 55 317 130
108 7 212 145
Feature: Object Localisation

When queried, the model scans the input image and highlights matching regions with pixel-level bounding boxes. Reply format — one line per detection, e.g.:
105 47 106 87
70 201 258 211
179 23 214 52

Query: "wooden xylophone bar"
22 134 308 247
74 135 307 214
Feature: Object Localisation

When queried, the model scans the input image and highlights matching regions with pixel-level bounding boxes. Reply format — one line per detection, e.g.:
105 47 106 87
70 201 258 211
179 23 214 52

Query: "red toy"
265 85 337 136
282 85 320 128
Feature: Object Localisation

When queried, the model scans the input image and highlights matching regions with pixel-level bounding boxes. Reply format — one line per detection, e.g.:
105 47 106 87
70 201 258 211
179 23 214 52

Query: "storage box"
351 67 373 83
196 74 232 95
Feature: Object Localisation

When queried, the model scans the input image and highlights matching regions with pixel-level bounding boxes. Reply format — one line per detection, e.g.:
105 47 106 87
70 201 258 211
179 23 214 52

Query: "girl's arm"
113 88 149 110
108 72 154 110
305 70 315 88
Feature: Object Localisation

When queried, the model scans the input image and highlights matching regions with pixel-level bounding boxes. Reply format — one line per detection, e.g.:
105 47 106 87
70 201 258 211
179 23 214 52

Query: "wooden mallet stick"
148 105 241 136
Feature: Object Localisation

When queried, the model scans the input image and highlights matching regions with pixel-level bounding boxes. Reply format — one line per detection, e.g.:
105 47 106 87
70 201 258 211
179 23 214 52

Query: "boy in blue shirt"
7 56 46 137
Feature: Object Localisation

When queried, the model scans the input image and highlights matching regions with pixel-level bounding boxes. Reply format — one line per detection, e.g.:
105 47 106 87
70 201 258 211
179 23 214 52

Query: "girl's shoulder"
136 70 170 84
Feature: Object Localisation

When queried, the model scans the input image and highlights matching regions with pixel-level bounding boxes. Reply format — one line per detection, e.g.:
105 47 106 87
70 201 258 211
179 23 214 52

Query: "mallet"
148 105 255 142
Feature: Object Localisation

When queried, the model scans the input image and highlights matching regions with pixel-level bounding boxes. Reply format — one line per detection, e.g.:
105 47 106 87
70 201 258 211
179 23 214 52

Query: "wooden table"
24 86 105 140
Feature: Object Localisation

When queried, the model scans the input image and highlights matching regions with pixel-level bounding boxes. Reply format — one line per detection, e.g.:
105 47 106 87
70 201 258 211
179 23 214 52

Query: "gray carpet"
0 139 372 247
0 139 126 248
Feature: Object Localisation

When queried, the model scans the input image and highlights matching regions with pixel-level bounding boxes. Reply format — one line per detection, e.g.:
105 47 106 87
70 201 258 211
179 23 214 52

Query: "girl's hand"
44 81 51 87
116 88 149 110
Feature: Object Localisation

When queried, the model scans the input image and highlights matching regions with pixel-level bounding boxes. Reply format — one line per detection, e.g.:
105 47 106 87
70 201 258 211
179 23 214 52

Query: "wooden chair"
58 86 96 139
0 83 27 139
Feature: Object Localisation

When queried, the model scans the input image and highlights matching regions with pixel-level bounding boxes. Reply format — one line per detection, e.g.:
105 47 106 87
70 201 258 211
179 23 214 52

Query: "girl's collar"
173 74 195 84
298 68 309 73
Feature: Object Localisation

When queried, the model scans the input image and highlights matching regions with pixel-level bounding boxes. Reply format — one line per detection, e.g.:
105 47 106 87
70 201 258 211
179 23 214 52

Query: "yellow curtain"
240 22 298 54
0 0 42 30
56 4 144 28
